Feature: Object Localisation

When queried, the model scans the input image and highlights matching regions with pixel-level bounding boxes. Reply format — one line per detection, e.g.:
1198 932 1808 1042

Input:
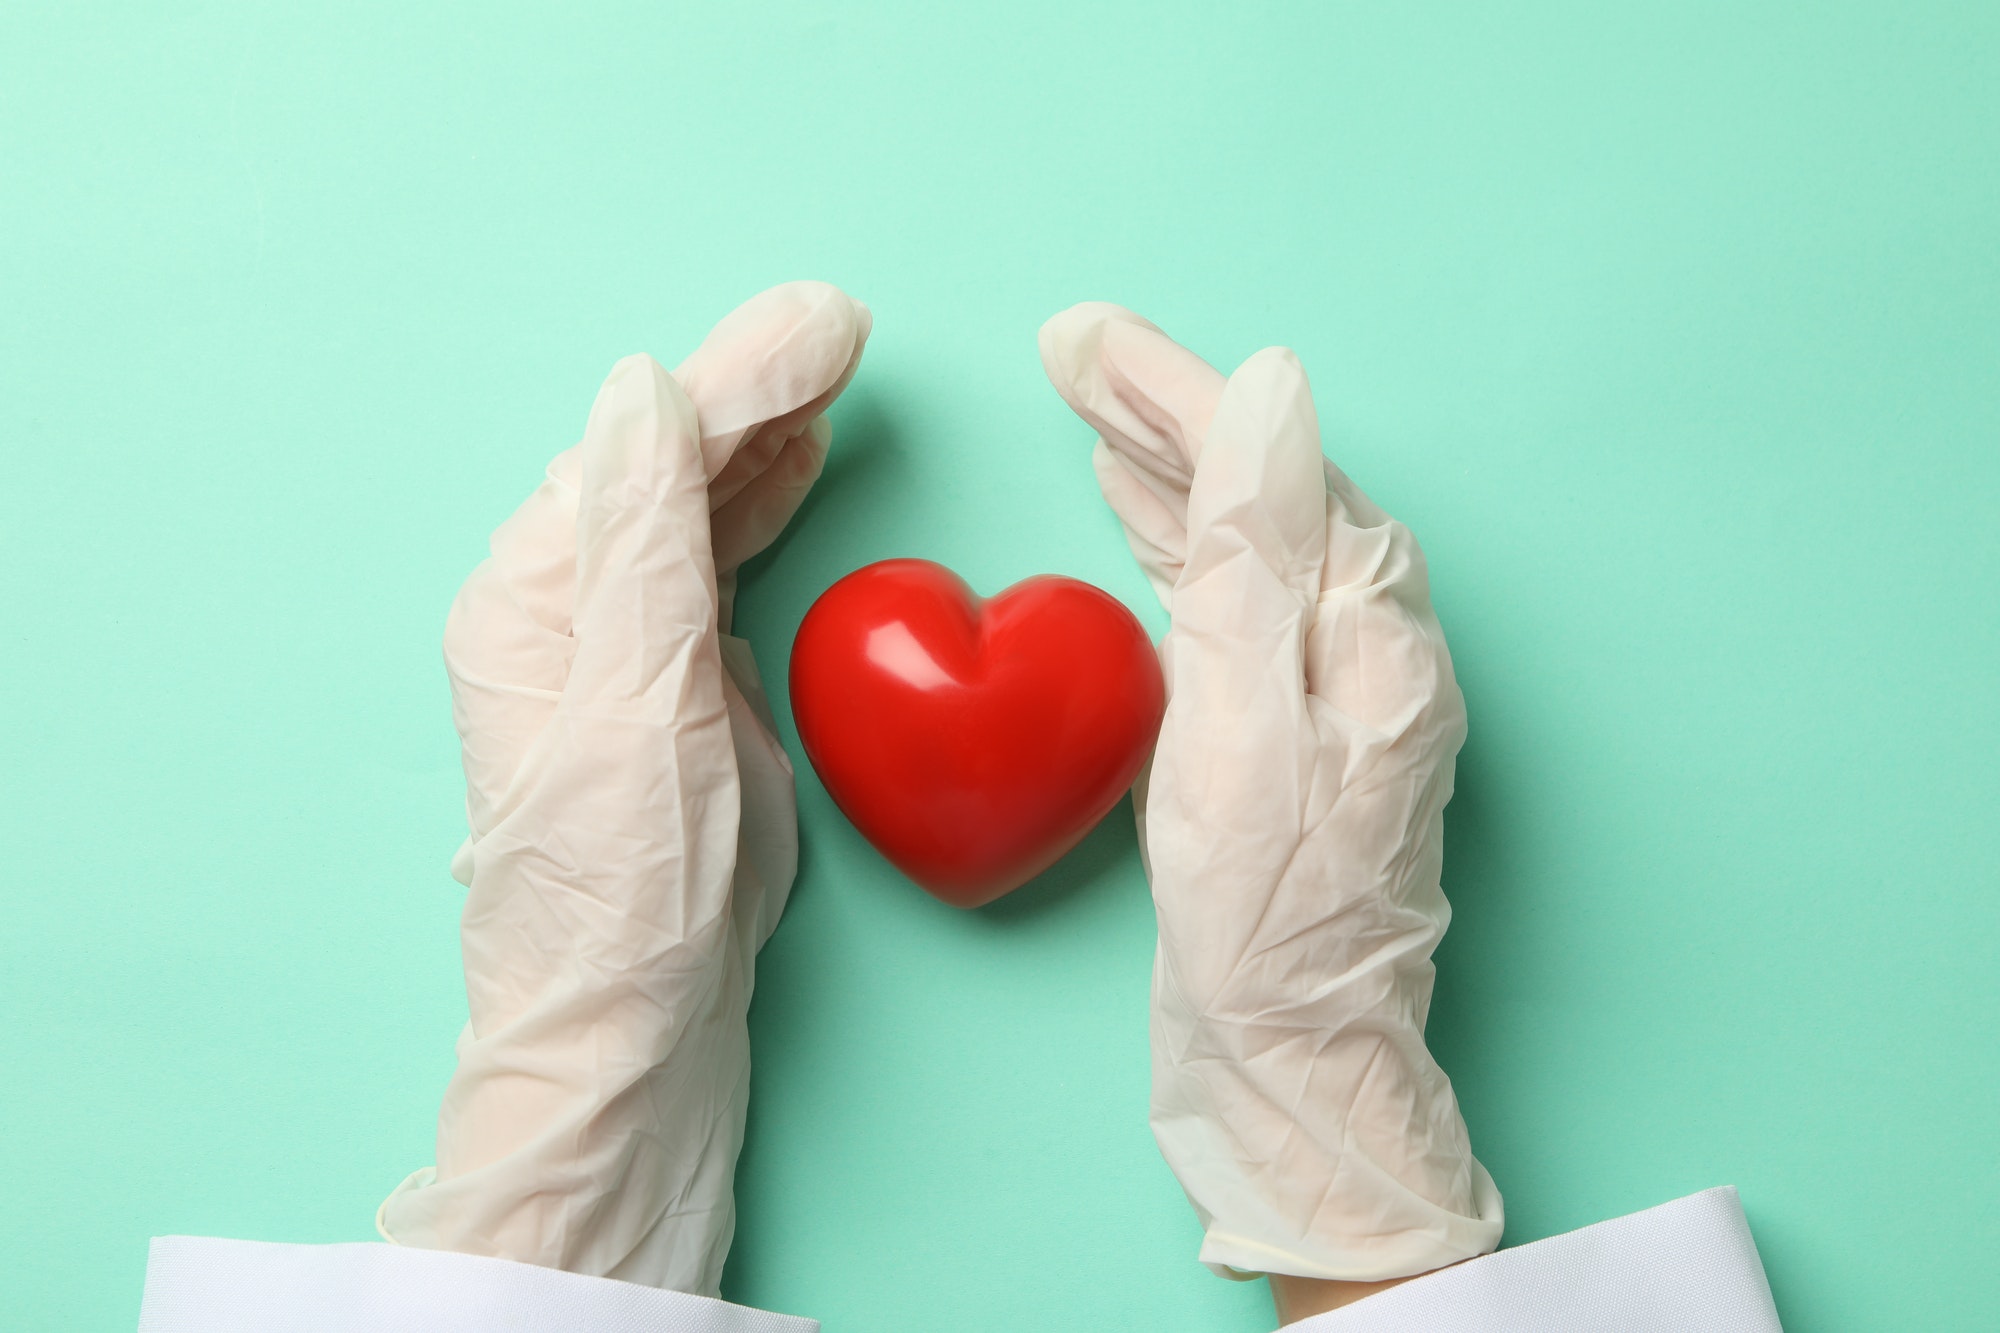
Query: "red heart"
789 559 1166 908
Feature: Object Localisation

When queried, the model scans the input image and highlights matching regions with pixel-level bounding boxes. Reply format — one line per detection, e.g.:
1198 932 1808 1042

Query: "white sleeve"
1284 1187 1782 1332
136 1235 817 1333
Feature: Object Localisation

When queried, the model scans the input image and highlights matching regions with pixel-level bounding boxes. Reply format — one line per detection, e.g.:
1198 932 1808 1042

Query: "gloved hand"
378 282 870 1298
1040 304 1504 1284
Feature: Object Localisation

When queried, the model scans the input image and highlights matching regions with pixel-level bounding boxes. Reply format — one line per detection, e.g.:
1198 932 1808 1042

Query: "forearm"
1268 1271 1421 1326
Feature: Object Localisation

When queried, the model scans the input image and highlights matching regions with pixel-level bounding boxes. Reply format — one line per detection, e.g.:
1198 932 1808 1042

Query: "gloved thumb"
1171 347 1328 709
564 354 719 714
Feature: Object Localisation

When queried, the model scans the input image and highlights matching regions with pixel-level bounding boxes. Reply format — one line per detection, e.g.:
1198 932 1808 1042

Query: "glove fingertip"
680 282 866 457
1038 301 1158 401
1180 346 1328 611
579 354 703 508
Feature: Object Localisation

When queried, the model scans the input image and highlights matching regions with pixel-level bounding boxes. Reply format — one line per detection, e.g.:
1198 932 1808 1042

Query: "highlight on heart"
788 558 1165 908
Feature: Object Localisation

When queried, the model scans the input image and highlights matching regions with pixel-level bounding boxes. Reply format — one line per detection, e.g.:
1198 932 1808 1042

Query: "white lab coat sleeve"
135 1235 818 1333
1283 1187 1782 1332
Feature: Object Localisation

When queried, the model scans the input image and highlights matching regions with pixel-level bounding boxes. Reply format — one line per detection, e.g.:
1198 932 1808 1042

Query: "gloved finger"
1040 303 1226 600
422 358 753 1292
1313 449 1406 594
1171 347 1329 724
1295 435 1456 735
676 281 870 510
711 415 831 577
473 447 583 637
712 416 832 636
441 447 581 839
1040 302 1223 492
718 639 801 952
560 354 719 716
449 278 864 681
1093 439 1186 607
443 282 864 830
1304 468 1461 738
457 354 737 1015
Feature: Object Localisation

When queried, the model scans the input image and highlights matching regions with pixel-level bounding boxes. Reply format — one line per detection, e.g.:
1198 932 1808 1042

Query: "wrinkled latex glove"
1040 304 1504 1283
377 283 870 1297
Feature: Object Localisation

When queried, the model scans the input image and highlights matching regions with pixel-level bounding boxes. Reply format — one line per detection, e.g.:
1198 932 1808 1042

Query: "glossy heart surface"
789 559 1165 908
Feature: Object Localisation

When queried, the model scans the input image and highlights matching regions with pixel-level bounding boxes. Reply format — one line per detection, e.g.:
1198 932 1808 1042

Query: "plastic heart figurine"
789 558 1165 908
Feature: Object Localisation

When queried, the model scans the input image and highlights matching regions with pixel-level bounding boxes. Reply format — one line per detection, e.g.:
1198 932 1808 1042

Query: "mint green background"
3 3 1996 1329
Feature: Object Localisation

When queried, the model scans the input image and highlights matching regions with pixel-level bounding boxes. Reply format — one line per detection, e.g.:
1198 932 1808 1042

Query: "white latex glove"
378 282 870 1298
1041 304 1504 1283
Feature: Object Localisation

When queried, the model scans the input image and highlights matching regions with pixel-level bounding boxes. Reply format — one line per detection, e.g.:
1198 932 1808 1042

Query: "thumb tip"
584 353 699 475
1236 344 1305 375
1224 347 1314 427
604 351 668 382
